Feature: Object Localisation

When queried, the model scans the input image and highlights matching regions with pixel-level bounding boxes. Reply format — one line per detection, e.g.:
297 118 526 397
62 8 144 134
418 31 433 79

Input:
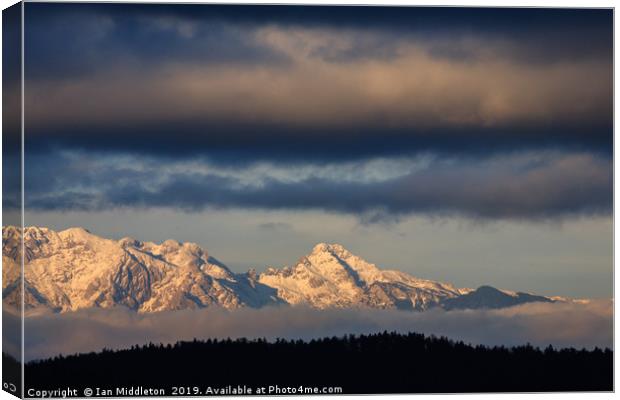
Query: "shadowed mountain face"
441 285 554 310
2 226 556 313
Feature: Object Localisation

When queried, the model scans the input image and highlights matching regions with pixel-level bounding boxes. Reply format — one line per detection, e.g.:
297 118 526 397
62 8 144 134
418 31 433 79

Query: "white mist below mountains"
3 226 558 313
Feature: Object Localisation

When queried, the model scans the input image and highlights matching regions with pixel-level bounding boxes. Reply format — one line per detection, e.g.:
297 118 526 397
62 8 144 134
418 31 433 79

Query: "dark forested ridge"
12 332 613 396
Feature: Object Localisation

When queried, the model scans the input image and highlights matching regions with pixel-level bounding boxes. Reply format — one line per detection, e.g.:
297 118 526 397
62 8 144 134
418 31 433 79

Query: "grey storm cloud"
16 5 612 164
21 152 611 221
12 5 612 222
25 5 611 80
8 299 613 362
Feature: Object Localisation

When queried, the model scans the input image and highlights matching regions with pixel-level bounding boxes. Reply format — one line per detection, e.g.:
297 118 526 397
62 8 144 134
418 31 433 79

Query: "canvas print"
1 3 614 397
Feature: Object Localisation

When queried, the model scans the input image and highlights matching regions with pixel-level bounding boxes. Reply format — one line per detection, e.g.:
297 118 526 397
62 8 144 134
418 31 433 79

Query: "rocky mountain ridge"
2 226 554 313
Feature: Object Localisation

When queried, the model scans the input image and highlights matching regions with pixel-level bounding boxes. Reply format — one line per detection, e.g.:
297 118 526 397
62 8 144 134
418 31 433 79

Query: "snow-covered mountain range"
2 226 555 313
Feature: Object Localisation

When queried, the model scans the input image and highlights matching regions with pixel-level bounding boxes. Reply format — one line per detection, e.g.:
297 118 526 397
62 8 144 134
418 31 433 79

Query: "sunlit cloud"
21 6 611 161
26 28 611 130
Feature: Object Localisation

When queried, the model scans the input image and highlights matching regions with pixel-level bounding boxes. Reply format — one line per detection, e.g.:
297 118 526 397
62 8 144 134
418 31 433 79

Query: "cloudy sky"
13 5 612 298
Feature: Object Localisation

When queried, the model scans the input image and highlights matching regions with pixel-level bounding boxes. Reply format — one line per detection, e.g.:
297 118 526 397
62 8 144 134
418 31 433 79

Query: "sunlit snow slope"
3 226 554 313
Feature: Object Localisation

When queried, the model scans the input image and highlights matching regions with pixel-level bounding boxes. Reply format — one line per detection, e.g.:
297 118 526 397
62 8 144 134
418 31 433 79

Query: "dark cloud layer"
10 300 613 361
20 152 611 221
20 4 612 164
25 5 612 72
23 123 613 166
24 6 290 80
17 4 613 220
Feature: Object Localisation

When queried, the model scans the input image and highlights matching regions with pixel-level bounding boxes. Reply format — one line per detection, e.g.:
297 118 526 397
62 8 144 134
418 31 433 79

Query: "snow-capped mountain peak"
308 242 382 279
3 226 556 314
258 242 467 310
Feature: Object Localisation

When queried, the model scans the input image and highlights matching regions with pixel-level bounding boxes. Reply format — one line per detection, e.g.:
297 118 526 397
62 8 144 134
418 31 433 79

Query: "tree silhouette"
4 331 612 395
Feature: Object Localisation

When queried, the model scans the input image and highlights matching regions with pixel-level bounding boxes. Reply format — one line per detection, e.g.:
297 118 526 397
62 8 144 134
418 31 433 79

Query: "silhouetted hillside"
2 353 21 398
19 332 613 395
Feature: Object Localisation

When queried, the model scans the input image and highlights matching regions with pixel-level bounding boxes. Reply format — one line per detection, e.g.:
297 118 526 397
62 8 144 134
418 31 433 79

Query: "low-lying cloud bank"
9 299 612 362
